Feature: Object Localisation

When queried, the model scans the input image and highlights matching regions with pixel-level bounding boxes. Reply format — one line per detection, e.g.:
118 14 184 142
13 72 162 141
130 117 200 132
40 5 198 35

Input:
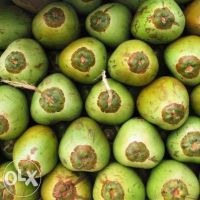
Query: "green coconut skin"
85 3 132 47
0 85 29 141
58 37 107 84
114 0 142 11
0 38 48 85
0 5 31 50
108 39 159 86
191 84 200 116
63 0 102 15
13 125 58 178
0 162 39 200
164 36 200 86
93 162 145 200
113 118 165 169
137 76 189 130
31 73 83 125
131 0 185 44
147 160 200 200
32 2 80 49
59 117 110 172
85 78 134 125
41 163 92 200
167 116 200 164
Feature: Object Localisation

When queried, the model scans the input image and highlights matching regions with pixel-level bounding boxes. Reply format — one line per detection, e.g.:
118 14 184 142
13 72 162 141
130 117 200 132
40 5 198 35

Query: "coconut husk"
12 0 55 13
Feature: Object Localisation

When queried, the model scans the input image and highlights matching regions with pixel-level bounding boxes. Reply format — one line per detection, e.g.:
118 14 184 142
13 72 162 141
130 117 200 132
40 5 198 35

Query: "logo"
3 160 42 198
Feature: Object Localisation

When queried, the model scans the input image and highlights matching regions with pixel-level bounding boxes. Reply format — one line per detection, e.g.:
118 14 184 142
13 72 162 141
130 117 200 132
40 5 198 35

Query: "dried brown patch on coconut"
97 90 121 113
53 180 77 200
181 131 200 157
151 7 176 30
43 7 65 28
39 87 65 113
53 174 87 200
161 179 188 200
127 51 149 74
5 51 26 74
97 71 121 113
90 10 111 32
30 147 38 155
0 115 9 135
176 56 200 79
0 181 15 200
101 180 124 200
162 103 185 125
71 47 95 72
18 159 41 178
125 141 150 162
70 145 97 170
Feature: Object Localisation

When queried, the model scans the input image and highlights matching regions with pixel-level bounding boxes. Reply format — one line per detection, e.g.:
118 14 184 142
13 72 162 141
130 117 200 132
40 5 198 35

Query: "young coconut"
113 118 165 169
85 73 134 125
167 116 200 164
0 162 40 200
108 39 159 86
58 37 107 84
185 0 200 36
0 5 31 50
30 73 83 125
13 125 58 178
63 0 102 15
93 162 145 200
32 2 80 49
137 76 189 130
0 85 29 140
85 3 132 47
59 117 110 172
0 38 48 85
191 84 200 116
114 0 142 11
131 0 185 44
164 35 200 86
41 163 92 200
147 160 200 200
